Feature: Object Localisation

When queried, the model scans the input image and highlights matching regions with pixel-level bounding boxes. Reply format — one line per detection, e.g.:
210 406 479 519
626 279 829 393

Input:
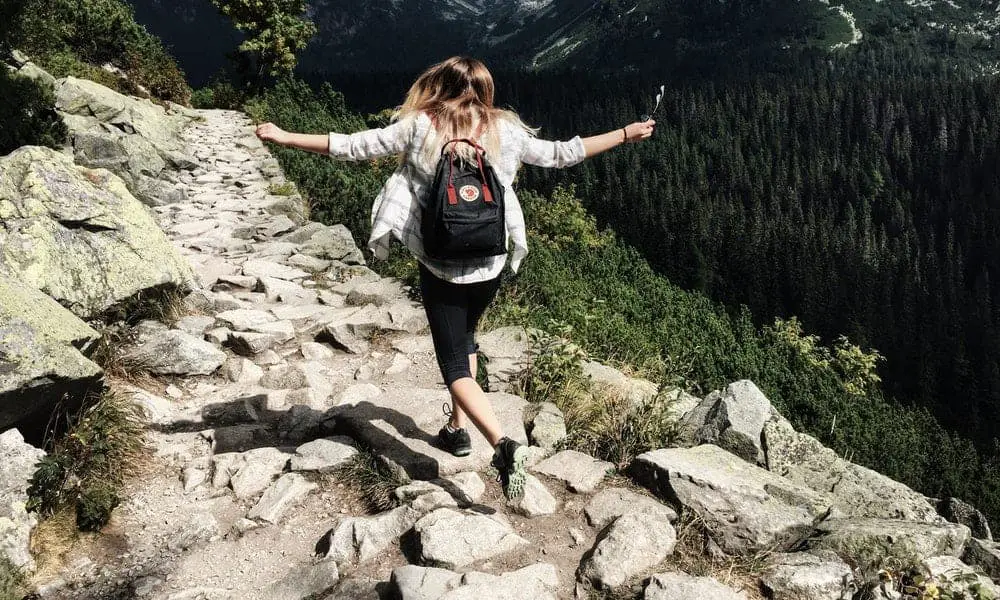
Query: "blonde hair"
394 56 537 165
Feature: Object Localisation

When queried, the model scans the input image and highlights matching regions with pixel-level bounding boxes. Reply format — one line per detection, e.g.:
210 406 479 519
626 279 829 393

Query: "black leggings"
419 264 502 386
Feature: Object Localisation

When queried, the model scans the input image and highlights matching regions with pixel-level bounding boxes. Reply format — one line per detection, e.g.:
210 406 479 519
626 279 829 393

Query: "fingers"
255 122 282 143
626 120 656 142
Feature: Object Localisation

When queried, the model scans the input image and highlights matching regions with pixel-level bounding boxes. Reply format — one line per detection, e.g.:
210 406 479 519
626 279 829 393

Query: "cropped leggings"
418 264 502 386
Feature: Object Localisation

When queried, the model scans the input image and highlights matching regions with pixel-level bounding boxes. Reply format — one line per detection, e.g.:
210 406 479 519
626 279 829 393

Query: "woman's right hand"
624 119 656 143
255 122 290 146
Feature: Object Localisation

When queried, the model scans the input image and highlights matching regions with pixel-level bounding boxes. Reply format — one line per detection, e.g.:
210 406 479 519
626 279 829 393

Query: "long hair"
395 56 537 165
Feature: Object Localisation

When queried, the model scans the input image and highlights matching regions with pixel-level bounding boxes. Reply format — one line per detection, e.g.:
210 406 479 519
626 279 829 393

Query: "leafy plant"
514 322 588 404
860 562 997 600
209 0 317 80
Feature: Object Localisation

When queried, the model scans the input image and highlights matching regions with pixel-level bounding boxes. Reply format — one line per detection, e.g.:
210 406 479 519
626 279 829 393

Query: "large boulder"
759 551 856 600
582 361 659 409
0 146 194 317
0 276 103 435
937 497 992 540
578 512 677 589
763 416 941 523
0 430 47 572
476 326 531 392
54 77 197 206
414 508 528 569
631 445 832 554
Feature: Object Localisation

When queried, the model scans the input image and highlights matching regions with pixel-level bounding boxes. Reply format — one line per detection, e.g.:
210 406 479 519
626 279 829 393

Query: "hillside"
3 63 1000 600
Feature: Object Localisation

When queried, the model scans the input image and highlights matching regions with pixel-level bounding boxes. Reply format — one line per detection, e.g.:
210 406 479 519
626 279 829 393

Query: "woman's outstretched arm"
581 119 656 158
255 120 411 161
256 123 329 154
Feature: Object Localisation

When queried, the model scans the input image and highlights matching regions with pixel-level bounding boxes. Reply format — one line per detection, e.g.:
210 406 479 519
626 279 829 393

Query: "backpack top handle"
442 138 495 206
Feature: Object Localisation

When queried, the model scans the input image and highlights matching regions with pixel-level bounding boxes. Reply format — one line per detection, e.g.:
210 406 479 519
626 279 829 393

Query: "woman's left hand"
624 119 656 143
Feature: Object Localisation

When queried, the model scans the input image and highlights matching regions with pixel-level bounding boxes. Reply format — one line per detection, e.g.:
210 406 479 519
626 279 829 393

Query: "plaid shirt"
328 113 586 284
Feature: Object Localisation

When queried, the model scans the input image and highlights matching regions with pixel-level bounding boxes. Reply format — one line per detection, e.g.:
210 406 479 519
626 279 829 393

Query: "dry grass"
0 554 28 600
665 514 769 599
28 389 147 533
335 448 408 513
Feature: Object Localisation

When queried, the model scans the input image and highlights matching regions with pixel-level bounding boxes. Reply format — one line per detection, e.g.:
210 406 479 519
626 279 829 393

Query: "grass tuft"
666 513 769 598
27 388 146 532
268 181 298 196
335 448 408 513
0 554 28 600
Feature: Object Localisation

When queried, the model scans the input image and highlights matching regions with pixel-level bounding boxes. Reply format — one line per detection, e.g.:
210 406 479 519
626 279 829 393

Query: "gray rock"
0 430 46 571
256 215 298 238
259 276 317 305
691 380 771 464
631 445 832 554
126 330 226 375
262 560 339 600
283 222 328 244
227 331 277 355
285 254 331 273
0 146 194 318
578 512 677 589
476 326 531 392
585 488 678 530
334 387 527 479
532 450 613 494
442 564 559 600
215 308 277 331
964 538 1000 580
222 357 264 385
299 342 335 361
242 259 308 281
440 472 485 504
248 473 317 524
937 497 992 540
583 361 659 409
415 508 528 569
763 416 941 522
0 277 103 435
298 225 364 265
325 505 421 564
321 323 371 355
291 437 358 472
921 555 999 598
175 315 217 337
347 279 407 307
810 518 971 563
644 573 747 600
391 565 460 600
228 448 292 499
528 402 567 449
509 474 559 517
760 551 856 600
166 512 220 552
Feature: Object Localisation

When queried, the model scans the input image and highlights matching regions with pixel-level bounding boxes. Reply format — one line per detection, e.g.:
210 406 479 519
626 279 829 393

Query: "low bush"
0 555 27 600
0 68 67 154
27 389 146 532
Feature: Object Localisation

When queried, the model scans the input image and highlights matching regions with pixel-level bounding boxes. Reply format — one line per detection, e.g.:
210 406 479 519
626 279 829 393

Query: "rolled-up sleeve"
520 134 587 168
328 119 411 161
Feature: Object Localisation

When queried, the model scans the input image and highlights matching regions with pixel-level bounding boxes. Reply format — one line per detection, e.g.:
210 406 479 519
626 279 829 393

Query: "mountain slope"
126 0 1000 83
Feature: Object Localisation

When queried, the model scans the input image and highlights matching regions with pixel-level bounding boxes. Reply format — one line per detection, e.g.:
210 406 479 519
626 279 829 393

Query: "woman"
256 57 655 500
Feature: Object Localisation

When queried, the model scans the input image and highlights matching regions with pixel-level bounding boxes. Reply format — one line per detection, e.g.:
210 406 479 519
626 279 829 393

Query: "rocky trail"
4 70 1000 600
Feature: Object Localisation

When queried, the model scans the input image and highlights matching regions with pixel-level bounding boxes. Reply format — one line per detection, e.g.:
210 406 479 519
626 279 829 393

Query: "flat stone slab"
262 560 339 600
333 387 527 479
392 564 559 600
760 551 856 600
585 487 678 530
644 573 747 600
532 450 613 493
242 259 308 281
631 445 833 554
248 473 317 524
291 437 358 472
325 506 421 564
415 508 528 569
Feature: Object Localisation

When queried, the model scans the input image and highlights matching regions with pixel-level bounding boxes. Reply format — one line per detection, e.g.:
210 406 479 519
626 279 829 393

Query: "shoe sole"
453 447 472 457
504 446 529 500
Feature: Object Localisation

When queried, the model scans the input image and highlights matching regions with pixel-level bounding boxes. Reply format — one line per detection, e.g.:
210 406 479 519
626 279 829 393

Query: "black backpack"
421 138 506 260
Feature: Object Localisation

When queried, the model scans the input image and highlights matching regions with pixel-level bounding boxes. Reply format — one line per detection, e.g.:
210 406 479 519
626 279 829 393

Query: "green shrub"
27 389 145 532
0 68 67 154
11 0 190 104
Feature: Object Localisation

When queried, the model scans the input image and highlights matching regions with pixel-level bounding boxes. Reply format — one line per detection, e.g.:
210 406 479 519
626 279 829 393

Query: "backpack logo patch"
459 185 480 202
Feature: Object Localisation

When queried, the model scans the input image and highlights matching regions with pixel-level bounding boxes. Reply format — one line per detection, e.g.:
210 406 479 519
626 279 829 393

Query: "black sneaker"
438 425 472 457
491 437 528 500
